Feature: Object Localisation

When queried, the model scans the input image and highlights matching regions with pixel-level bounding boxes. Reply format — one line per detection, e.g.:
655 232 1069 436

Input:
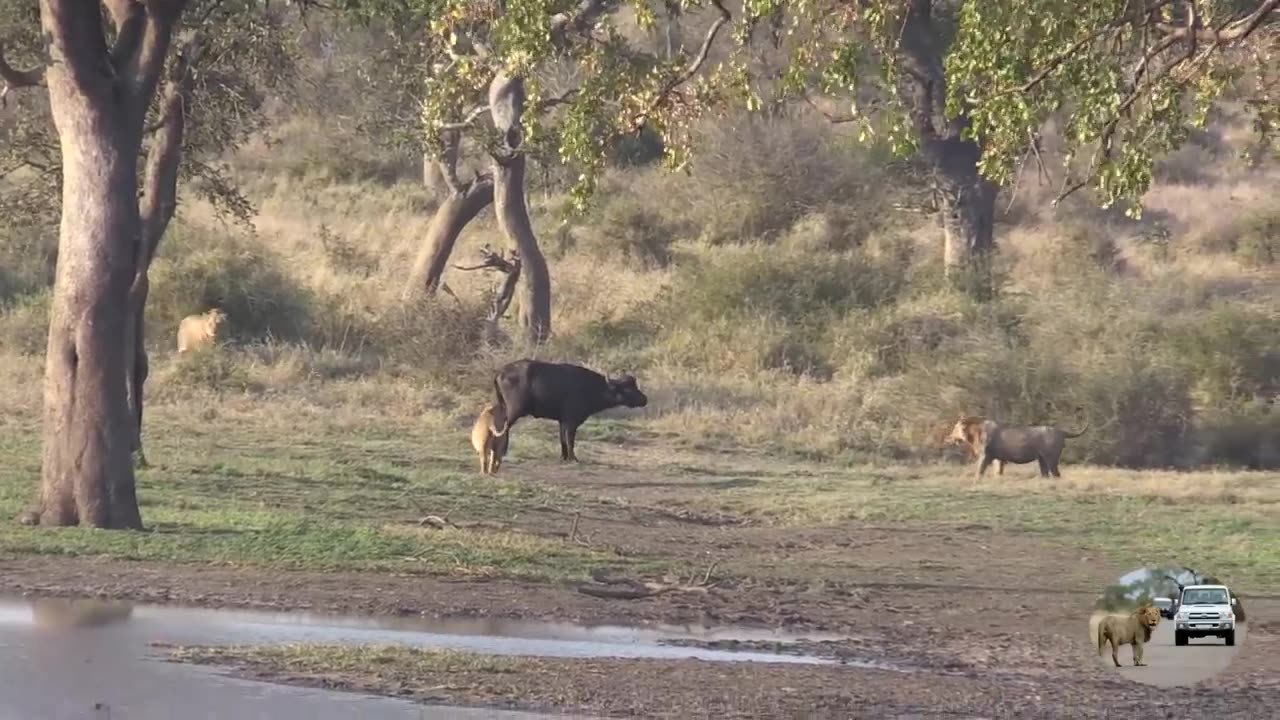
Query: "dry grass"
2 89 1277 471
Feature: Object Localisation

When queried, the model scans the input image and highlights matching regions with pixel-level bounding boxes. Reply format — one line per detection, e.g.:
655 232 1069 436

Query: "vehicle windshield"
1153 599 1172 608
1182 589 1229 605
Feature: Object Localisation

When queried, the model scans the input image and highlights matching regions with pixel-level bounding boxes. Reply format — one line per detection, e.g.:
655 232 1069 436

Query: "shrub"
655 245 905 324
670 114 898 248
164 347 256 392
570 192 678 269
1232 207 1279 266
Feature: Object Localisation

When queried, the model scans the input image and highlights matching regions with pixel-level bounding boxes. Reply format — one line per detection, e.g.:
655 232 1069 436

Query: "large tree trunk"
489 73 551 343
933 138 998 300
41 79 144 529
34 0 185 528
899 0 997 299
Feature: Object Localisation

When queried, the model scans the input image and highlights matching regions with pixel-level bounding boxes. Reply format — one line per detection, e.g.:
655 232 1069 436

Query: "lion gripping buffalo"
1097 605 1162 667
948 414 1089 480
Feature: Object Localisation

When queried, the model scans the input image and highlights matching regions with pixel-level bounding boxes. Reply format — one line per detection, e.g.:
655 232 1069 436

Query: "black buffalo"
492 359 648 462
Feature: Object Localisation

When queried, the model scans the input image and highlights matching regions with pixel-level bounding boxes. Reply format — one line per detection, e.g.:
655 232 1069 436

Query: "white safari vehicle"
1175 584 1238 646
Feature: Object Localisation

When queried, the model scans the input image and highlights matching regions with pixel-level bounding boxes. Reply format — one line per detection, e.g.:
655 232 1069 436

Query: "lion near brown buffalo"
947 414 1089 480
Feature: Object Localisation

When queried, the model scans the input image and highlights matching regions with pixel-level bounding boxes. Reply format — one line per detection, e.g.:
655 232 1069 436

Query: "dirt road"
1115 621 1248 687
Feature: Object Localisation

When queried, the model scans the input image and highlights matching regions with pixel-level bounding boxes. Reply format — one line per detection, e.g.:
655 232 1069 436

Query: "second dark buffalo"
492 359 648 462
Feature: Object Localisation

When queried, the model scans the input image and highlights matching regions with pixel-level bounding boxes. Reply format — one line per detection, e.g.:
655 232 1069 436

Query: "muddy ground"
2 450 1277 718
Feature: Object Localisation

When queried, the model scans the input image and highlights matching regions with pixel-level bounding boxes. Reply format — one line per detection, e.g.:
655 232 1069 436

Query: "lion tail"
1065 420 1090 439
1096 618 1107 655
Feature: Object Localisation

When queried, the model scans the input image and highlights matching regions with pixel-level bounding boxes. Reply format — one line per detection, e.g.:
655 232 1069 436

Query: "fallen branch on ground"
577 563 722 600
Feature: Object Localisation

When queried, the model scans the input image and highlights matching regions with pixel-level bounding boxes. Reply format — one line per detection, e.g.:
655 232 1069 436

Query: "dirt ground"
2 451 1278 718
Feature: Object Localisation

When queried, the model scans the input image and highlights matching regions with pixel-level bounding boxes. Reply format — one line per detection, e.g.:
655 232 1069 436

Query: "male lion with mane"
947 414 1088 480
177 308 228 353
1097 605 1162 667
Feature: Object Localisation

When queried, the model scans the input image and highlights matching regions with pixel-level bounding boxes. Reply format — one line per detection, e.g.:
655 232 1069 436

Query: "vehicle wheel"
1224 630 1235 646
1175 631 1188 646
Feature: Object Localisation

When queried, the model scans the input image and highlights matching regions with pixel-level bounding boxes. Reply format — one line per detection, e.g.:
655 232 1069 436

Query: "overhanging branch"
437 104 491 132
630 0 731 130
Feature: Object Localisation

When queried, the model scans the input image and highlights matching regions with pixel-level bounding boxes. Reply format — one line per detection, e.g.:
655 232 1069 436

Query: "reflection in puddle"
29 597 134 631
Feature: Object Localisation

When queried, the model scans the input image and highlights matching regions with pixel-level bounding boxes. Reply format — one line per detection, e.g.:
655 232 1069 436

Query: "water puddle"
1 595 577 720
0 595 936 718
0 595 849 666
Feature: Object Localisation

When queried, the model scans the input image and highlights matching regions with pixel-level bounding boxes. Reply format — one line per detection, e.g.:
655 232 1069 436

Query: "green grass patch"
0 412 622 581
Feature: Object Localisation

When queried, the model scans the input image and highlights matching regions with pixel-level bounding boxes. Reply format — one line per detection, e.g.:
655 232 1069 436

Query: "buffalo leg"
995 460 1005 476
566 423 580 462
976 454 994 480
1037 457 1051 477
558 424 570 462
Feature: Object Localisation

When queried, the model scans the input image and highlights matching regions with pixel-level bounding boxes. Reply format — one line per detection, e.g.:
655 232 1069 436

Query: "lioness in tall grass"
471 404 510 475
947 414 1088 480
177 308 228 353
1097 605 1162 667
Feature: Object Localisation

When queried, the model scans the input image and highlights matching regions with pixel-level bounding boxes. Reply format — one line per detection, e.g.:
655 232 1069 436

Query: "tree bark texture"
35 0 186 528
489 72 552 343
899 0 998 299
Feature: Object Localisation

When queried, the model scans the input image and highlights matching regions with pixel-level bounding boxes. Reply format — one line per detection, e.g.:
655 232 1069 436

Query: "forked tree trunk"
489 72 552 344
32 0 186 528
406 179 494 296
406 129 494 298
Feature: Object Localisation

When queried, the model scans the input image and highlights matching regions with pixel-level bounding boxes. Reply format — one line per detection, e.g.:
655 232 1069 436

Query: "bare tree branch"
1154 0 1279 43
577 565 722 600
534 87 578 113
437 104 491 132
453 246 521 325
